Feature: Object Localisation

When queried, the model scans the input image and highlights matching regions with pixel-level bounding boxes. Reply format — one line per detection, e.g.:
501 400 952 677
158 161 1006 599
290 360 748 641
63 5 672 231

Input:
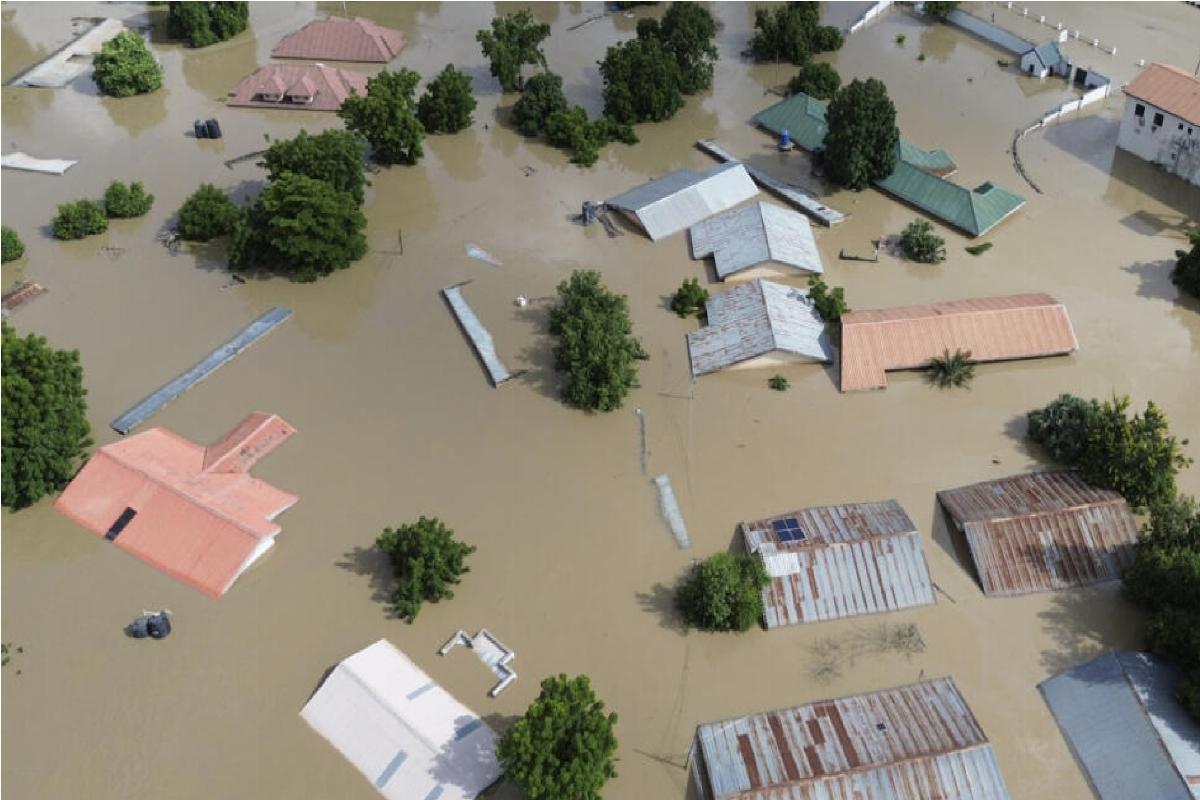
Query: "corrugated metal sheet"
753 93 829 151
441 283 513 386
695 139 847 225
690 201 824 280
272 16 405 62
606 163 758 241
839 293 1078 392
688 280 832 376
1040 652 1199 800
1124 63 1200 126
742 500 934 626
695 677 1010 800
937 472 1139 596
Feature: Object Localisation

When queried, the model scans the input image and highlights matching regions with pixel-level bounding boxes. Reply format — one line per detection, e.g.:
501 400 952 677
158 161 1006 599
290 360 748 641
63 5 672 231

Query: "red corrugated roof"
54 414 298 598
1124 63 1200 127
228 64 368 112
272 16 405 63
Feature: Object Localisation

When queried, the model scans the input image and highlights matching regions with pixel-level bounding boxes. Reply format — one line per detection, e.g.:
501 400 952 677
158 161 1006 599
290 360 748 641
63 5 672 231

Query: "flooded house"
271 16 405 62
227 63 368 112
1117 63 1200 186
689 201 824 282
605 162 758 241
740 500 935 628
936 472 1140 597
1019 41 1071 79
691 677 1009 799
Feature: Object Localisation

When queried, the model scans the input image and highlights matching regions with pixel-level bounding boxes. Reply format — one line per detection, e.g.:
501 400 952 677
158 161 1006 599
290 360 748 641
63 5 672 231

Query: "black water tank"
205 118 223 139
194 120 208 139
146 613 172 639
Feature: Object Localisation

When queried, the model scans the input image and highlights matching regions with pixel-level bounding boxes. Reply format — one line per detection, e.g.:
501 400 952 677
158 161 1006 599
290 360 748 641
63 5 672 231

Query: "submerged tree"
92 31 162 97
52 200 108 240
788 60 841 101
166 1 250 47
926 348 975 388
338 68 426 165
175 183 241 241
636 2 718 94
749 2 842 64
2 226 25 263
806 275 848 322
545 106 636 167
899 219 946 264
670 277 709 318
823 77 899 190
376 516 475 622
417 64 477 134
512 71 568 137
600 36 684 124
1172 229 1200 300
923 1 961 21
262 129 368 205
103 180 155 218
676 552 769 632
476 10 551 92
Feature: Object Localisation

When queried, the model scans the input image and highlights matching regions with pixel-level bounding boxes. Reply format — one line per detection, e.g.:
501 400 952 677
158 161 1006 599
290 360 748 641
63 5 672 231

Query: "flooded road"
2 3 1198 799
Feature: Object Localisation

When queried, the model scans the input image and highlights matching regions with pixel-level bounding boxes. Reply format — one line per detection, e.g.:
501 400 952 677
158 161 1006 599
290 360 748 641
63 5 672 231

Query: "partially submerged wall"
946 8 1033 55
848 0 895 35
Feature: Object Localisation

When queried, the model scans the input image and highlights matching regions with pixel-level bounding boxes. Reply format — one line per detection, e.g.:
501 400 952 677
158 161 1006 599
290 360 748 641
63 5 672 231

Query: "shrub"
676 552 769 632
670 277 709 318
166 1 249 47
512 71 568 137
176 184 240 241
103 180 154 218
376 516 475 622
824 78 899 190
899 219 946 263
924 1 960 21
807 275 848 321
52 200 108 240
965 242 992 256
2 226 24 263
338 68 425 166
417 64 477 134
544 106 635 166
1172 229 1200 299
600 36 683 125
92 31 162 97
262 129 367 205
926 348 975 388
788 60 841 101
895 33 906 46
768 374 790 391
476 10 550 92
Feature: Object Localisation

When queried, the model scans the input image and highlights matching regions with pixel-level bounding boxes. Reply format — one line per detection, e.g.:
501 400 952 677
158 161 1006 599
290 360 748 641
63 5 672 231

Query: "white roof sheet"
1 152 78 175
301 639 501 800
689 201 824 279
606 163 758 241
687 279 832 375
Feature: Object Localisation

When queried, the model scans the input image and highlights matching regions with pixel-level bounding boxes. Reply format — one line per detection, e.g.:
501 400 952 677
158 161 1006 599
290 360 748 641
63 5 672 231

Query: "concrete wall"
1037 83 1112 127
1116 96 1200 186
946 8 1033 55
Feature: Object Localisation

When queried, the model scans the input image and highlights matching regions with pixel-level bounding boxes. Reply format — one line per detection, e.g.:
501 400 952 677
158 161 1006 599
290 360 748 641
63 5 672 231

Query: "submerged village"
2 1 1200 799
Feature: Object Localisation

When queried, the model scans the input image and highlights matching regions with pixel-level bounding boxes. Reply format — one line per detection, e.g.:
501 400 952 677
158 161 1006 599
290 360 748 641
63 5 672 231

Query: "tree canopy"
548 270 647 411
823 77 899 190
675 552 769 632
175 184 241 241
899 219 946 263
338 68 425 165
788 60 840 100
476 10 551 92
807 275 848 321
166 1 249 47
417 64 477 134
52 200 108 240
2 323 92 510
375 516 475 622
545 106 636 167
512 71 568 137
636 2 718 95
1172 229 1200 300
923 2 960 21
600 36 684 125
104 180 154 219
749 2 843 64
262 129 368 204
670 277 709 318
497 674 618 800
2 226 24 263
92 31 162 97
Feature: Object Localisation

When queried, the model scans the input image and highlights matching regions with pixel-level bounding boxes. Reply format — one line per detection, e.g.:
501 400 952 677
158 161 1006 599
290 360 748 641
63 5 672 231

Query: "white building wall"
1019 51 1050 78
1116 96 1200 186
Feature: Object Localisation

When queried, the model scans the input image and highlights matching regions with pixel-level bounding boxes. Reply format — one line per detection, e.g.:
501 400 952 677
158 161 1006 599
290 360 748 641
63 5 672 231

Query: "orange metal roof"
1124 63 1200 127
271 16 405 63
228 64 368 112
839 293 1078 391
54 414 298 598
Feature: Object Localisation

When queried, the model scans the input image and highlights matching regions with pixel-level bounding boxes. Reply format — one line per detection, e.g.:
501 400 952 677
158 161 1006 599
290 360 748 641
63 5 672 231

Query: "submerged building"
228 63 368 112
691 677 1010 799
605 162 758 241
272 16 405 62
54 413 298 598
1020 41 1071 78
1117 63 1200 186
689 201 824 281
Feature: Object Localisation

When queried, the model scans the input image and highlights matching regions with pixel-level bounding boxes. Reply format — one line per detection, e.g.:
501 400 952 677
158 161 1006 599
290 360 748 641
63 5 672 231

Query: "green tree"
2 323 92 509
545 106 636 166
675 552 769 632
103 180 155 218
262 129 367 205
2 226 24 263
923 1 960 21
166 1 249 47
1171 229 1200 299
92 31 162 97
1027 393 1096 464
807 275 848 321
749 2 841 64
230 172 368 283
497 674 618 800
52 200 108 240
787 60 841 100
417 64 477 134
823 77 900 190
768 374 790 391
476 11 551 92
926 348 975 388
670 277 709 317
176 183 241 241
600 36 684 125
375 516 475 622
899 219 946 263
512 71 568 137
636 2 718 94
549 270 647 412
338 68 426 165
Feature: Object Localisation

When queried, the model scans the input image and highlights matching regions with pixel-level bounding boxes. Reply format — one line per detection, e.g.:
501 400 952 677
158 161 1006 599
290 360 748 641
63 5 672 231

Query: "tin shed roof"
694 676 1009 800
741 500 935 626
607 162 759 241
1040 652 1200 800
272 16 405 62
689 201 824 279
1124 63 1200 126
839 293 1078 391
937 472 1139 596
687 279 832 376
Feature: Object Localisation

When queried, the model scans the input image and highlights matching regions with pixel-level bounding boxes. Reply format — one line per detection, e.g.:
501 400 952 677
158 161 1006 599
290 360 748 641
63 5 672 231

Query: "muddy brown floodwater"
2 2 1198 799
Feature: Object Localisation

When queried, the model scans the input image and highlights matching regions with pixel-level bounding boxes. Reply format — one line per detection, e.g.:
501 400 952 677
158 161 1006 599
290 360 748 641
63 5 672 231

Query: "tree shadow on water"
636 580 689 635
429 712 518 799
1036 581 1145 675
335 545 397 618
1122 258 1200 310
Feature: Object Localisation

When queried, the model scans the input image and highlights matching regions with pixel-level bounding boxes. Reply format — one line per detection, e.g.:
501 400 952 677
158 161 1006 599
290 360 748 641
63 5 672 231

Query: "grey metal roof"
1039 652 1200 800
694 677 1010 800
1026 40 1067 69
687 280 832 376
741 500 935 627
441 284 513 386
606 162 758 241
690 202 824 280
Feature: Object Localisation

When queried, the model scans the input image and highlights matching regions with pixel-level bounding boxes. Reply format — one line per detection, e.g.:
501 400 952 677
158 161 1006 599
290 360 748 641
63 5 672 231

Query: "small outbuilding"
1020 41 1071 79
686 279 832 376
228 64 368 112
272 16 405 62
301 639 502 800
689 201 824 281
605 162 758 241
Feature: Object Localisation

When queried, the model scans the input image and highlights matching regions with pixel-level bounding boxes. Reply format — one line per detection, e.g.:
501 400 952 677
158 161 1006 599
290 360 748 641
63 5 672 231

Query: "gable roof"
272 16 405 62
741 500 935 626
53 414 298 598
687 279 832 375
606 162 759 241
1124 63 1200 126
301 639 502 800
689 201 824 279
752 92 829 151
228 64 369 112
937 472 1139 596
1040 652 1200 800
1025 40 1066 69
839 293 1078 391
694 677 1010 800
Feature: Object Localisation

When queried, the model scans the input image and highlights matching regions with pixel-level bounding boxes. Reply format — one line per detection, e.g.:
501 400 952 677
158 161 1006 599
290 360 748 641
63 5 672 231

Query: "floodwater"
2 2 1198 799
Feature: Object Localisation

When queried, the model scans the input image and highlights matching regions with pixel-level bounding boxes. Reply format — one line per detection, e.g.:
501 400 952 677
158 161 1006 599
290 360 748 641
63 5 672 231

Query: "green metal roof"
897 140 956 174
753 93 829 151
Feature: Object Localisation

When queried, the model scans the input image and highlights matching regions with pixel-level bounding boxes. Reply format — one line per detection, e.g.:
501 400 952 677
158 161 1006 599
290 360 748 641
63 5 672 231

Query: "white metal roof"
689 201 824 279
687 279 832 376
300 639 501 800
606 162 758 241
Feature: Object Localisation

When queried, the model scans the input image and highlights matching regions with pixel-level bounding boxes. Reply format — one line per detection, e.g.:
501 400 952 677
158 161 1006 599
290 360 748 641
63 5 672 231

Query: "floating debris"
125 610 173 640
442 282 514 386
465 243 502 267
439 629 517 697
1 152 78 175
654 474 691 549
2 282 47 315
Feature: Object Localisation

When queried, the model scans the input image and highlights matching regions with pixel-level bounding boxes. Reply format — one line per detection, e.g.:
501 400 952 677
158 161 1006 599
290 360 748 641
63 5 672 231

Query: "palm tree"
926 348 975 388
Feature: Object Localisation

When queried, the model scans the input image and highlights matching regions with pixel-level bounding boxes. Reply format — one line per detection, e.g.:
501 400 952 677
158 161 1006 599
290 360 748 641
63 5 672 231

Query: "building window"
1153 112 1164 127
1180 123 1185 131
1134 103 1145 118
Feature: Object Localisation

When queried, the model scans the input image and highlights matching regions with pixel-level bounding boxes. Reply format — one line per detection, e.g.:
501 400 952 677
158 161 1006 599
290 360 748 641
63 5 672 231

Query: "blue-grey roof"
1026 41 1066 69
1039 652 1200 800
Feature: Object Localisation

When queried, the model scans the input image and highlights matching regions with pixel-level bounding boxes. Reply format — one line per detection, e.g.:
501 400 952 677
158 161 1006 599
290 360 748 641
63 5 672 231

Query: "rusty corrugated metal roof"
936 472 1139 596
694 677 1010 800
1124 63 1200 127
742 501 934 626
839 293 1078 391
272 16 405 62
